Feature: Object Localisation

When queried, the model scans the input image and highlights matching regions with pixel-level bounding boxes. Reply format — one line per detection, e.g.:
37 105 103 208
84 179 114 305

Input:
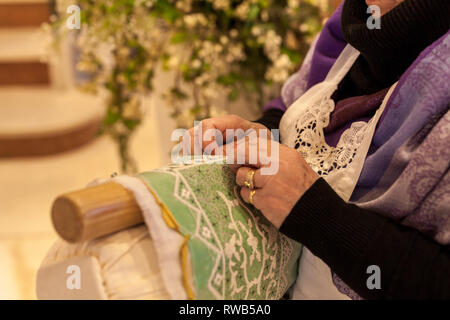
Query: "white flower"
229 29 239 38
168 56 180 68
211 0 230 11
265 54 292 83
251 26 263 37
299 23 309 33
220 36 229 45
176 0 192 12
235 2 250 20
264 30 283 61
228 44 245 60
275 54 292 69
261 10 269 22
183 13 208 28
288 0 301 9
191 59 202 69
214 43 223 53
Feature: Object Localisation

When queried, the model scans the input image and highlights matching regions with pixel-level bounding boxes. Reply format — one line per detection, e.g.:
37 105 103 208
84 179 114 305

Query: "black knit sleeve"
279 178 450 299
254 108 284 131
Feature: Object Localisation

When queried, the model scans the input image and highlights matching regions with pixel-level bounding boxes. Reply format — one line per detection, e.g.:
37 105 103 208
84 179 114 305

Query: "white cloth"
36 225 170 299
37 175 188 300
111 175 190 300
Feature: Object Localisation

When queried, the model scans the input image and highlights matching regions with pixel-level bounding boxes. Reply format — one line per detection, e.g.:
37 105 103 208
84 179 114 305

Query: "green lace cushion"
138 161 302 300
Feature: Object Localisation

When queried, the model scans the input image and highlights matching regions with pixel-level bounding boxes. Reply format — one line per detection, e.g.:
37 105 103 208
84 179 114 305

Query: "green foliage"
47 0 325 172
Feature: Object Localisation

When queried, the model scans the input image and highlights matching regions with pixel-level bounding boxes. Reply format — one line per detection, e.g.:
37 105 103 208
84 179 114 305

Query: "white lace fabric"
292 94 372 176
280 44 397 201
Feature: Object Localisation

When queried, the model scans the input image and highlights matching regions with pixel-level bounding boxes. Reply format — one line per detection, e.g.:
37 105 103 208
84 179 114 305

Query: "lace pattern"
291 95 372 177
140 161 302 299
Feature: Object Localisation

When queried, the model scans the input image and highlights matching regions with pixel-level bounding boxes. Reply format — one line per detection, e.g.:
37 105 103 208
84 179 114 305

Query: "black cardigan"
280 177 450 299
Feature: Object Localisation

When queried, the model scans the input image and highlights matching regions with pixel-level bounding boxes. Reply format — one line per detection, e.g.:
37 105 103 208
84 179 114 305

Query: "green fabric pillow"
139 159 302 299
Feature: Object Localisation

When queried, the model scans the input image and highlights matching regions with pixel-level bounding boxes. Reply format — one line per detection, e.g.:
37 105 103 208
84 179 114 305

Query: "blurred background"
0 0 340 299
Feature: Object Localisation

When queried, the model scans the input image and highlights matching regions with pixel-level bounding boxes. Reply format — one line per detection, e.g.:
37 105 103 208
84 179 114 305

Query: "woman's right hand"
183 114 271 156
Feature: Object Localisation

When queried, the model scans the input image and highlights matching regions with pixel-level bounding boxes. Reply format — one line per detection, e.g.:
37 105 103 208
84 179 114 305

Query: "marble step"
0 0 50 28
0 87 104 157
0 27 51 85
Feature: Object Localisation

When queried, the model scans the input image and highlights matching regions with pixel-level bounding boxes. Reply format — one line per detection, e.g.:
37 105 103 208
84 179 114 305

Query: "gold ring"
249 190 256 205
244 169 256 190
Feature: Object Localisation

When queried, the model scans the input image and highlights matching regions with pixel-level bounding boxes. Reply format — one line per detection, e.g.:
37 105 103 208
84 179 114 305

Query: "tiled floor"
0 94 166 299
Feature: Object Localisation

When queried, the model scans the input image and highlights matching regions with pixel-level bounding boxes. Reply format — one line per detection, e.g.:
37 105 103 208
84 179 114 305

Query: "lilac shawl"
275 3 450 299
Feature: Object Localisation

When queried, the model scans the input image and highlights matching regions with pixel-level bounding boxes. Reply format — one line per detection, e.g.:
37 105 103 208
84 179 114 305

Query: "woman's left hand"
227 138 319 229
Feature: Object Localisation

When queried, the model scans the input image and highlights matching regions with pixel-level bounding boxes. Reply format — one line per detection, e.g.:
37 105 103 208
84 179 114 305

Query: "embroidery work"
139 160 302 300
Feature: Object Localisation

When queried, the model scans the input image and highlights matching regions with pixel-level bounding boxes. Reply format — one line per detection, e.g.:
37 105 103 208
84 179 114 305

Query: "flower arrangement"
47 0 326 172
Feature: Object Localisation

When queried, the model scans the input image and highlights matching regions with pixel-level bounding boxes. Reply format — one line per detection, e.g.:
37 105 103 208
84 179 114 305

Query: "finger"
240 187 261 209
223 135 275 169
182 115 273 157
203 115 245 139
185 121 218 155
184 116 245 155
235 166 266 188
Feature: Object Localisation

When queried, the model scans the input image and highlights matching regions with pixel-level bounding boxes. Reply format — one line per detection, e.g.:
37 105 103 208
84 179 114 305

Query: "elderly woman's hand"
183 115 271 155
183 115 318 229
229 138 319 229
